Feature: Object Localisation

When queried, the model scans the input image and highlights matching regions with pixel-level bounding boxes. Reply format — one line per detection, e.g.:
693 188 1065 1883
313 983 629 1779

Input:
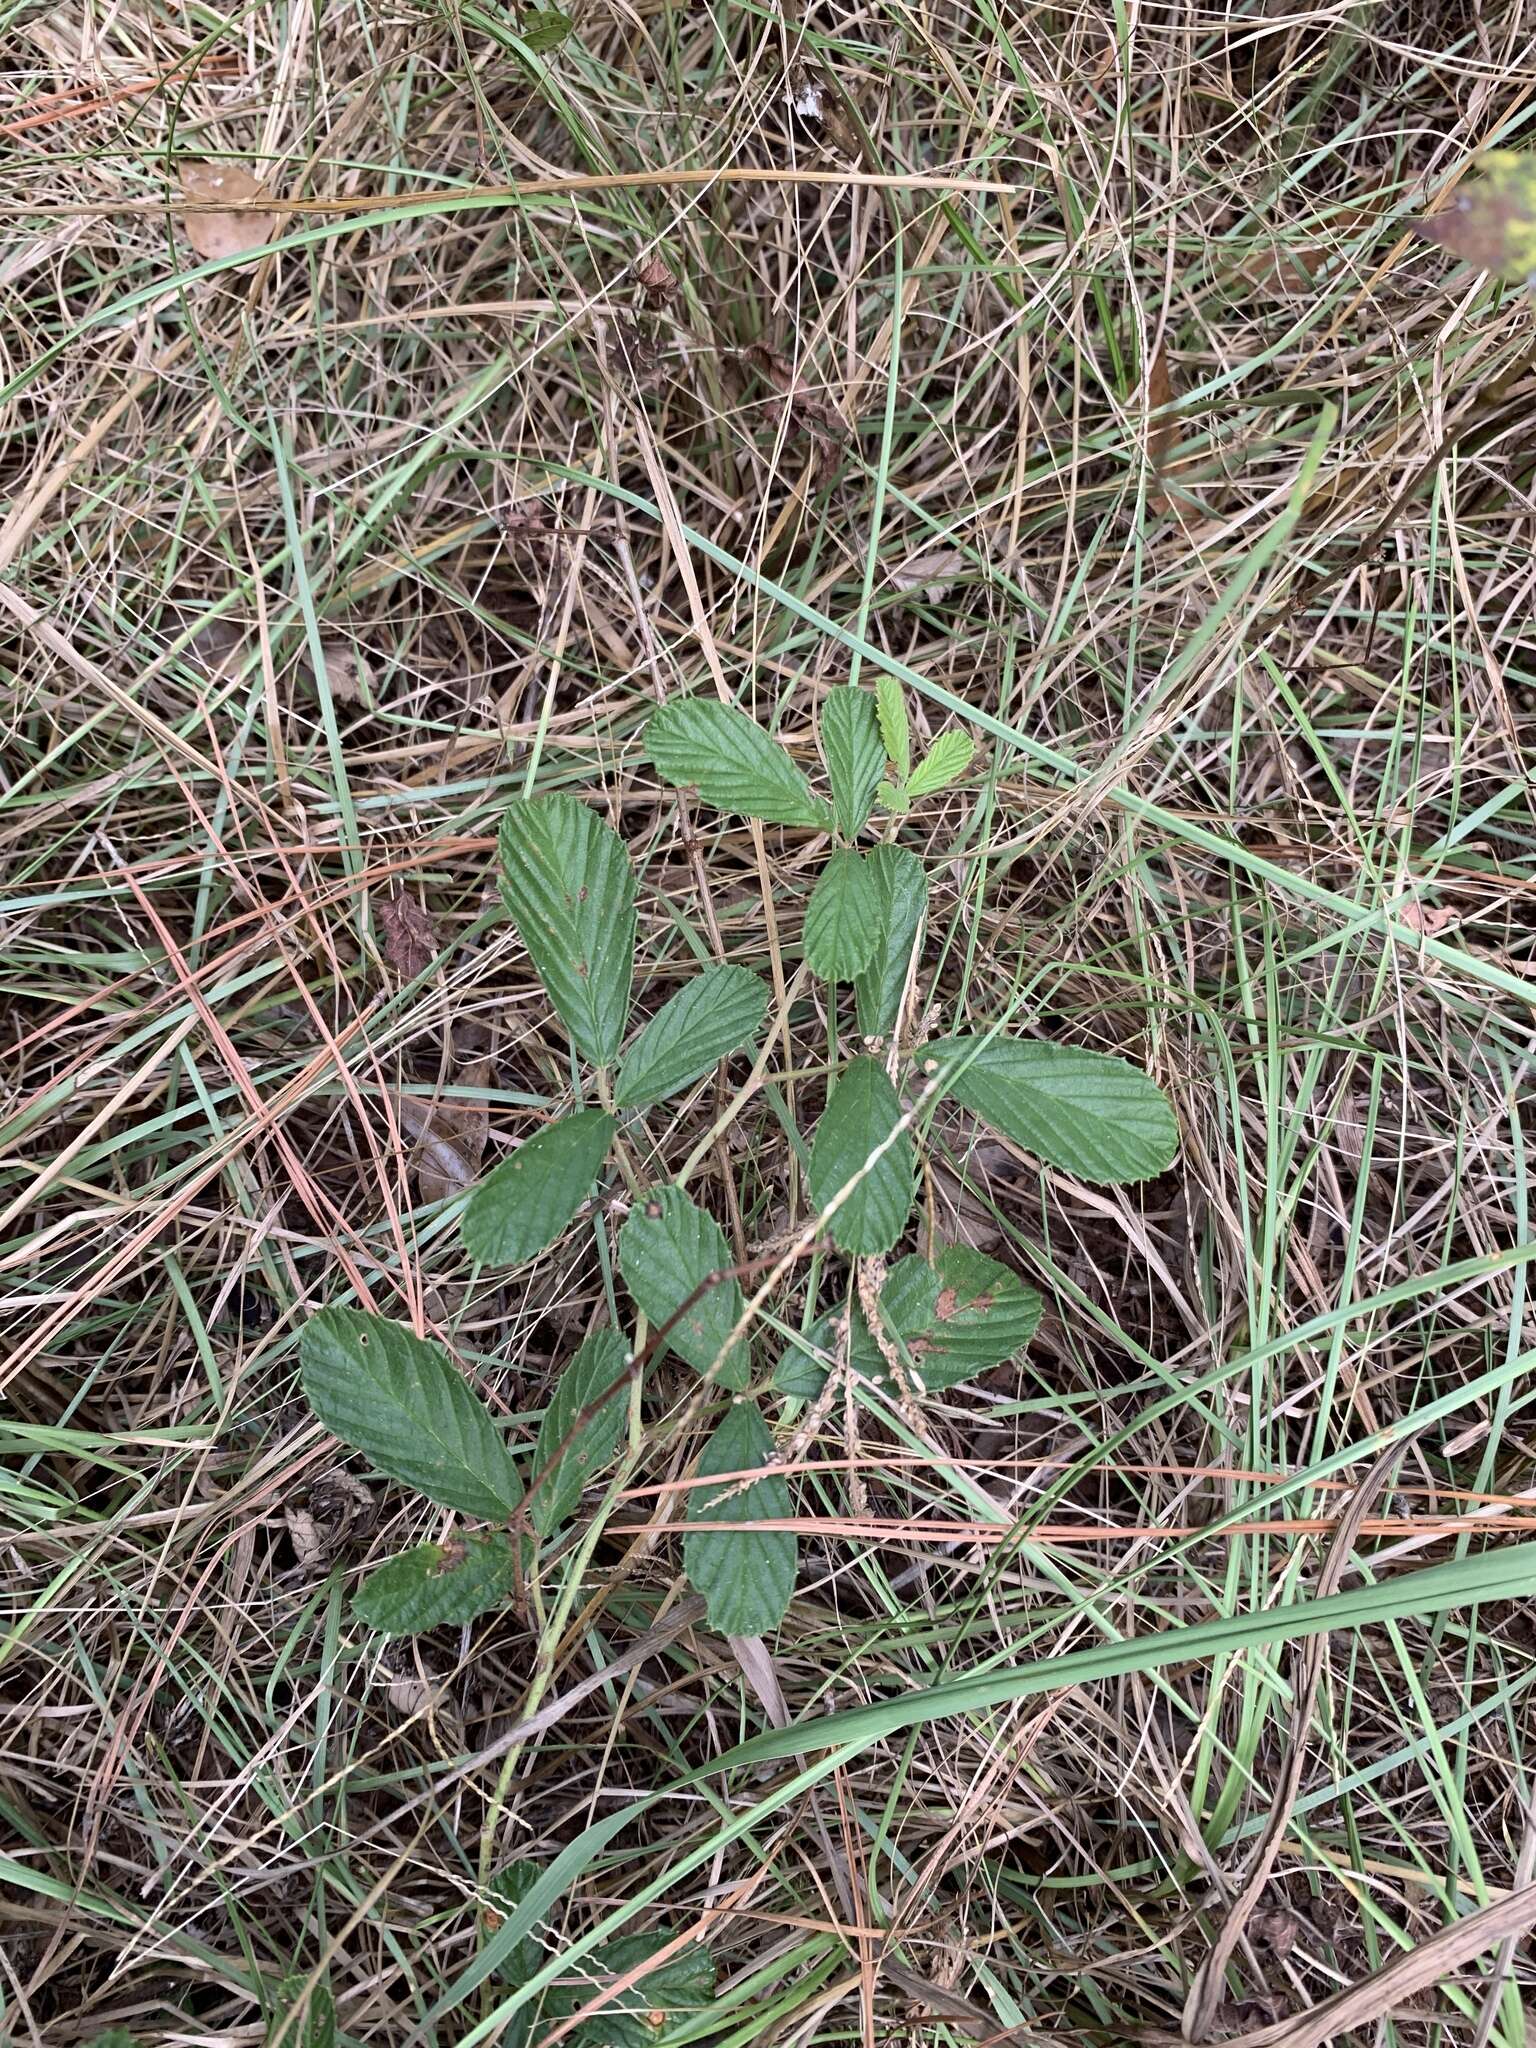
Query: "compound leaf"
646 698 831 828
353 1533 520 1634
820 685 884 839
906 729 975 797
529 1329 629 1535
803 848 880 981
875 675 910 780
853 844 928 1041
809 1055 914 1255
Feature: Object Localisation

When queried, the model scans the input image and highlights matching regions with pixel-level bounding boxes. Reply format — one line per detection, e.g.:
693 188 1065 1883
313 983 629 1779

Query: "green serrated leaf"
530 1330 629 1535
461 1108 614 1267
819 685 884 840
853 844 928 1041
519 7 573 51
551 1931 716 2048
646 698 832 828
615 965 768 1109
1416 151 1536 280
617 1187 750 1389
300 1308 522 1520
803 848 880 981
875 778 909 814
773 1248 1039 1402
906 729 975 797
875 675 910 780
809 1056 915 1255
929 1035 1178 1183
498 795 636 1068
684 1401 796 1636
857 1247 1041 1390
352 1533 519 1634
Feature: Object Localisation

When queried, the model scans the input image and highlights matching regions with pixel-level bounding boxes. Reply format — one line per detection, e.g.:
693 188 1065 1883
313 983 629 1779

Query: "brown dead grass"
4 1 1536 2043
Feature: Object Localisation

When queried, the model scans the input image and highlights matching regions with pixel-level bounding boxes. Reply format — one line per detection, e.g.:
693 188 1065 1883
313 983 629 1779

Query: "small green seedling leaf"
461 1107 614 1266
615 964 768 1109
530 1329 629 1534
929 1035 1178 1183
684 1400 796 1636
875 675 910 781
803 848 880 981
617 1187 750 1389
646 698 832 827
519 7 573 51
300 1308 523 1520
809 1055 915 1255
267 1983 336 2048
498 795 636 1068
906 729 975 797
1416 152 1536 280
853 844 928 1041
820 684 884 839
875 778 909 814
353 1534 520 1634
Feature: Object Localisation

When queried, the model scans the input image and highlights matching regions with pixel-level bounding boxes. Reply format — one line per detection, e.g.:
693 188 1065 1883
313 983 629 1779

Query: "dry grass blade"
1182 1434 1425 2040
6 4 1536 2042
1186 1882 1536 2048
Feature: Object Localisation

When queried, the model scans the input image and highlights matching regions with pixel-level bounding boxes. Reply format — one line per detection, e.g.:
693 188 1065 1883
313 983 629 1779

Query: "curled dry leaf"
384 1668 466 1755
284 1506 325 1571
634 251 679 307
396 1056 493 1206
744 342 848 483
1396 896 1456 936
314 638 370 705
888 549 964 600
177 162 279 261
377 893 440 981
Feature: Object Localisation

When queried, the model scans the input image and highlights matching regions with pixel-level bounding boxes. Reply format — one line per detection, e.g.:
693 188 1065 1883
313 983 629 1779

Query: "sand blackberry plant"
298 685 1178 1649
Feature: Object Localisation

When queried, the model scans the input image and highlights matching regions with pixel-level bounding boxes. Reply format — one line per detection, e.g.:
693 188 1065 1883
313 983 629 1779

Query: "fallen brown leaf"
377 893 440 981
1146 342 1179 502
1396 897 1456 936
744 343 848 483
888 549 965 601
178 161 278 261
396 1055 492 1205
